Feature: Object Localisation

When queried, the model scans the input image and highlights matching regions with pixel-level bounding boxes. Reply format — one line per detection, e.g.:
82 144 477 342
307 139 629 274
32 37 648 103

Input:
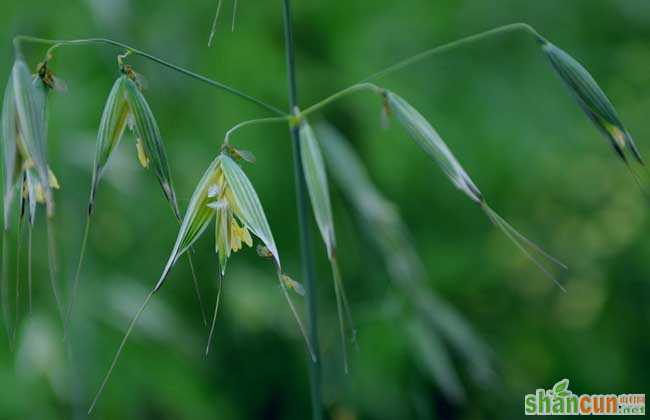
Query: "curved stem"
223 116 290 144
362 22 544 82
12 36 285 116
300 82 382 118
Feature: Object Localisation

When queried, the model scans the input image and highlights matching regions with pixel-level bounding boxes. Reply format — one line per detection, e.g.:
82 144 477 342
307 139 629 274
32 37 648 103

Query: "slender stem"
12 35 285 116
1 231 11 348
299 24 543 122
300 82 382 118
223 116 290 144
63 214 91 339
362 22 543 82
282 1 323 419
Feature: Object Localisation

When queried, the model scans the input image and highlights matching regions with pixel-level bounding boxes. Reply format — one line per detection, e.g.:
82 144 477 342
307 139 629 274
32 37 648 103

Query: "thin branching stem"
63 214 91 339
297 23 544 121
205 270 223 356
208 0 223 47
220 17 533 135
27 225 33 314
46 218 64 323
12 35 286 116
362 22 544 82
185 253 207 326
330 256 348 374
300 83 382 118
14 216 23 343
223 116 290 145
88 289 154 414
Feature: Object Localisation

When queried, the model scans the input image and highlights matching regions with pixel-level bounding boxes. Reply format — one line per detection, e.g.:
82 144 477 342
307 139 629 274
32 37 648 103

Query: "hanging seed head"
156 153 279 290
385 91 483 204
89 63 179 218
2 59 58 223
382 93 566 287
2 74 20 228
298 118 336 259
540 41 643 166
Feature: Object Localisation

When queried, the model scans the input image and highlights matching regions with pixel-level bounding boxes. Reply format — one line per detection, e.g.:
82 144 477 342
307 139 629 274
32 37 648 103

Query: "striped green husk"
317 122 493 398
89 76 130 211
12 59 53 216
385 93 566 287
123 78 180 218
2 76 19 229
299 118 354 372
541 41 643 165
299 119 336 258
157 155 221 290
220 154 280 268
386 91 483 203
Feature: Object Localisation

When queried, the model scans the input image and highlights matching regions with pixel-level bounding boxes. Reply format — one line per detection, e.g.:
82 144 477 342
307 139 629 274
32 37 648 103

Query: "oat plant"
1 8 644 419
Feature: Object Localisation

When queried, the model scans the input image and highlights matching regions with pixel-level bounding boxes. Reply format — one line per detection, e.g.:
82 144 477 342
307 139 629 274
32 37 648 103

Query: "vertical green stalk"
281 1 323 419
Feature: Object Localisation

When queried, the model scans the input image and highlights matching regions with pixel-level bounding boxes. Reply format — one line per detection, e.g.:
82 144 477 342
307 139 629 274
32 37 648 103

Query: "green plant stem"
300 82 382 118
298 23 544 120
224 116 290 144
282 1 323 419
12 35 285 116
362 22 543 82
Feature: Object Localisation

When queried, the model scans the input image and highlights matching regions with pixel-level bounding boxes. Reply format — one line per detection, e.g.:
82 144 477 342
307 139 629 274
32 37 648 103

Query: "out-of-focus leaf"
318 122 495 393
408 320 466 403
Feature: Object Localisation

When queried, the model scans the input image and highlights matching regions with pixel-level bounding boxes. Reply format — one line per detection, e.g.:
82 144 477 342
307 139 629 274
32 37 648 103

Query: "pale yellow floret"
607 124 626 148
48 168 60 189
135 137 150 168
34 167 61 203
209 163 253 261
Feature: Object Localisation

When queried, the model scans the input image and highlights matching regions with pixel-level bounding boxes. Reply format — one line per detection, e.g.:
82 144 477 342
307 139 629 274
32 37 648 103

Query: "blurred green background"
1 0 649 418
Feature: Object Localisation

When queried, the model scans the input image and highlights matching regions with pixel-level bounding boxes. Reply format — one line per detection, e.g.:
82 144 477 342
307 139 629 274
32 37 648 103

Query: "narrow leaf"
541 41 643 166
408 320 466 403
